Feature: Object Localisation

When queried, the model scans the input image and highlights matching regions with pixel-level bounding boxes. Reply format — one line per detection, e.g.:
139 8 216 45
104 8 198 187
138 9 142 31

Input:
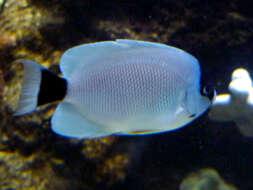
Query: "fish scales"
66 49 188 128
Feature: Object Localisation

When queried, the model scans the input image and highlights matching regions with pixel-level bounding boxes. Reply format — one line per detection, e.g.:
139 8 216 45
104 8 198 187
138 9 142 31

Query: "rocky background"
0 0 253 189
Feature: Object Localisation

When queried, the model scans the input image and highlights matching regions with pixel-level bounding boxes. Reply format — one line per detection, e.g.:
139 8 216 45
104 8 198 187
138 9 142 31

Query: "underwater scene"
1 0 253 189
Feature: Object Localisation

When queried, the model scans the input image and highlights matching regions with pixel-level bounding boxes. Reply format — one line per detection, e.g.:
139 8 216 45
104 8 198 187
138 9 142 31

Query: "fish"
15 39 215 139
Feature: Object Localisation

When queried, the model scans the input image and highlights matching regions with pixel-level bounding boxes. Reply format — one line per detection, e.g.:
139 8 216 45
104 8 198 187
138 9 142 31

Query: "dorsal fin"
59 39 190 79
116 39 181 51
60 41 120 78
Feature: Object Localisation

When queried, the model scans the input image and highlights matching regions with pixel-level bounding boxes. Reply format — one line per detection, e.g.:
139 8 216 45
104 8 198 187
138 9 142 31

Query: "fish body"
15 40 213 138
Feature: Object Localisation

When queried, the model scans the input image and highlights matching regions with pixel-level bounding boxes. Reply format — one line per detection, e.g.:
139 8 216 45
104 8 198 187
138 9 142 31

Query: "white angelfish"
15 39 215 138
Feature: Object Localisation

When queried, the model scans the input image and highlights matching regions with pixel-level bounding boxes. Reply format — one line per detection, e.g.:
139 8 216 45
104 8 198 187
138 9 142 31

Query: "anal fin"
118 130 165 135
51 102 111 138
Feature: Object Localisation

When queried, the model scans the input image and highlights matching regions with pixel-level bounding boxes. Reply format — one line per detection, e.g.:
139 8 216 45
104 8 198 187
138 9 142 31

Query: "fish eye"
201 85 216 101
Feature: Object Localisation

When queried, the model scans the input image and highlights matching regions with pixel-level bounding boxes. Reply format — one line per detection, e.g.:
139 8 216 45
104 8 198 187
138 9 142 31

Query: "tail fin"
15 60 67 116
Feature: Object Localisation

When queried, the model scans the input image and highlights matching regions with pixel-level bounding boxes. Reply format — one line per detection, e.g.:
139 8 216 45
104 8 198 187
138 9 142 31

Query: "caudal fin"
15 60 67 116
15 60 42 115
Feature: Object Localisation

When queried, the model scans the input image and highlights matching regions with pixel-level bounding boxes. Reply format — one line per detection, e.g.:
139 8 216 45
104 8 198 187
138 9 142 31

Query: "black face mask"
201 85 216 101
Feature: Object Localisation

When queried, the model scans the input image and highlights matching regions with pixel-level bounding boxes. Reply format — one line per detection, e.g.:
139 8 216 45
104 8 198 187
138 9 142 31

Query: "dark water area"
1 0 253 190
